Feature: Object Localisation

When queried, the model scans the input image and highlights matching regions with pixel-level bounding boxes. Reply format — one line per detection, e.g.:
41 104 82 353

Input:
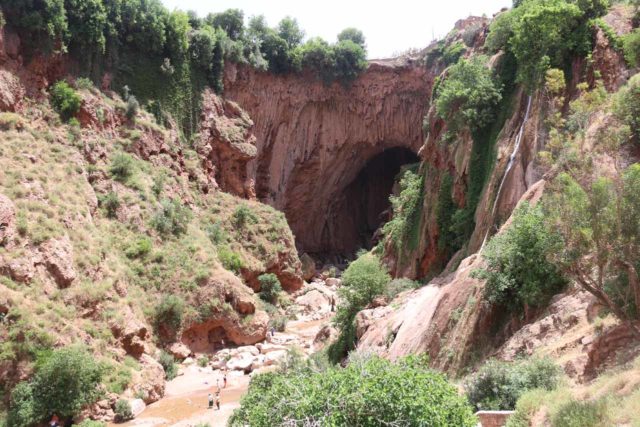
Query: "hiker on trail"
330 295 335 312
208 393 214 409
223 371 227 388
215 392 221 410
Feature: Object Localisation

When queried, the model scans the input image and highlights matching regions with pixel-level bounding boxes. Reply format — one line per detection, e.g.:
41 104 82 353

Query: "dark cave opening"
326 147 420 260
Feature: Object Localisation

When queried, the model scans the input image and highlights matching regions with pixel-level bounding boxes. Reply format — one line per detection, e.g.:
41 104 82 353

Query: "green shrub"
613 73 640 144
103 363 132 394
76 420 106 427
474 202 567 312
218 245 244 273
382 169 424 254
151 199 192 237
74 77 94 91
552 400 610 427
197 356 210 368
268 313 287 332
436 55 503 134
126 96 139 121
99 192 120 218
464 358 561 411
8 346 103 427
114 399 133 422
232 204 258 228
258 273 282 304
623 28 640 68
329 253 390 361
205 221 227 245
50 81 82 123
125 237 152 259
158 351 178 380
331 39 368 84
230 355 477 427
442 40 466 65
109 153 136 183
153 295 185 341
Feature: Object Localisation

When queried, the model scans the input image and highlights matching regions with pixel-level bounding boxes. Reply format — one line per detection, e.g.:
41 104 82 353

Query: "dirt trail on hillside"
115 313 333 427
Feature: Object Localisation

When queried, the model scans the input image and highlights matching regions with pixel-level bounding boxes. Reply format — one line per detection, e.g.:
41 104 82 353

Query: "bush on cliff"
7 346 103 427
50 81 82 123
474 202 567 312
229 354 477 427
258 273 282 304
383 168 424 254
435 55 503 134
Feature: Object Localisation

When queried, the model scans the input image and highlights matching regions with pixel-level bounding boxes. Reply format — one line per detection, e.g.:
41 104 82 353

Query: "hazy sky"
161 0 511 59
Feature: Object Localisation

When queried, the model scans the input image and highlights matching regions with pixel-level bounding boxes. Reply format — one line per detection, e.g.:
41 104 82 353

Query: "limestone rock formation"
224 60 430 255
196 89 257 199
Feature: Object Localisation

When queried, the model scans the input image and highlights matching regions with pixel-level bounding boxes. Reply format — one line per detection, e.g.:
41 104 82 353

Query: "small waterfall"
480 95 533 250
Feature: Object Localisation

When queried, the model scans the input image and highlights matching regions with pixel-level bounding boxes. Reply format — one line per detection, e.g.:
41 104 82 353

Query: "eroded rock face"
196 89 257 199
0 193 16 247
110 306 150 358
224 60 431 254
40 235 77 288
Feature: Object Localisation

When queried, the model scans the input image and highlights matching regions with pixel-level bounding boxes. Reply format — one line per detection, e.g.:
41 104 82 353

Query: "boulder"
168 342 191 360
264 350 287 366
257 343 288 355
109 306 149 358
300 253 317 281
325 278 341 288
134 354 166 404
129 398 146 417
295 289 330 315
40 235 77 288
236 345 260 356
226 354 254 372
313 325 339 350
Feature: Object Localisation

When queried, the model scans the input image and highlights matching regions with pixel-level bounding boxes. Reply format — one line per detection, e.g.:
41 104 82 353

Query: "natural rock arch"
223 60 431 256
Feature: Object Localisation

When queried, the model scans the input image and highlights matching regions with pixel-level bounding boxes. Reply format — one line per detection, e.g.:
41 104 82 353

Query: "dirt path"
116 312 333 427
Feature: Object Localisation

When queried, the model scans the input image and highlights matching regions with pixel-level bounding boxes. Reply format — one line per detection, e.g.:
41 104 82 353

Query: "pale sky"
161 0 511 59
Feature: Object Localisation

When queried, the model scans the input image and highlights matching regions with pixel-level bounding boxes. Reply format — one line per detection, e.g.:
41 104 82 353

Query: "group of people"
207 370 228 411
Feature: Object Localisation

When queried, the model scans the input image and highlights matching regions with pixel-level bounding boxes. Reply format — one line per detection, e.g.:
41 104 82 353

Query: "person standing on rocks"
223 371 227 388
208 393 214 409
215 392 221 410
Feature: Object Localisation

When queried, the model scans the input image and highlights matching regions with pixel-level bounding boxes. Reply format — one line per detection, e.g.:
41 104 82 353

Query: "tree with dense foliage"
337 27 366 49
8 346 103 427
475 202 567 312
613 73 640 144
229 354 477 427
545 166 640 332
153 294 185 341
277 16 304 48
328 253 390 361
206 8 244 41
435 55 503 134
258 273 282 304
383 169 424 253
49 81 81 123
464 358 561 411
332 39 368 84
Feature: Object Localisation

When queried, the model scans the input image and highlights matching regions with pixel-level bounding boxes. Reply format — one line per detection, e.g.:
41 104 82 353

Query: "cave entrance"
325 147 420 260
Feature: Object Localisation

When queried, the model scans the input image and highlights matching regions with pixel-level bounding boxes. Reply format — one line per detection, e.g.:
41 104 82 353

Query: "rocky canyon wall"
223 60 432 255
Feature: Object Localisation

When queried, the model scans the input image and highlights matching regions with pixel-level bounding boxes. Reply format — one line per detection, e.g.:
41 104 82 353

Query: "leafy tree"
337 27 366 49
299 37 336 82
151 199 192 237
114 399 133 422
546 166 640 332
329 253 390 360
623 29 640 68
258 273 282 304
118 0 168 54
277 16 304 48
164 10 190 61
260 29 298 74
153 295 185 341
50 81 81 122
207 9 244 41
230 355 477 427
383 169 424 253
613 73 640 144
475 202 567 312
435 55 503 134
8 346 103 427
332 39 368 84
64 0 107 54
465 358 561 411
0 0 69 51
211 30 225 94
158 351 178 380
